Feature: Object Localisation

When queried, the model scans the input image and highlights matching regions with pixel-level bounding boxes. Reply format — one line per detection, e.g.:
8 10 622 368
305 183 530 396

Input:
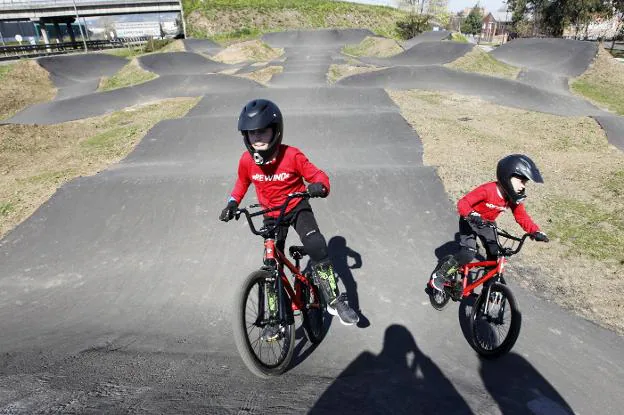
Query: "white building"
113 21 162 38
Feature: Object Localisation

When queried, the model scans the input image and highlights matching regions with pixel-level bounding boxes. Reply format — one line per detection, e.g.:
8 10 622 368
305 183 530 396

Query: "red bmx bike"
230 192 326 377
428 223 533 358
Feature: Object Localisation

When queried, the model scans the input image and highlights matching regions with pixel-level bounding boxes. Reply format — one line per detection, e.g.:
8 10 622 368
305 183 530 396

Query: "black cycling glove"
466 211 486 228
219 200 238 222
307 183 327 198
531 231 549 242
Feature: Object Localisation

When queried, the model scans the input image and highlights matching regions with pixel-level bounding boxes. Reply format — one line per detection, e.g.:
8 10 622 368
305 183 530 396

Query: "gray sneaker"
327 293 359 325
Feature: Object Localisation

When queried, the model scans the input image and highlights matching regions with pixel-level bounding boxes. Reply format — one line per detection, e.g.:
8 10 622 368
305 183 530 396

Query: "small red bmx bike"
230 192 326 377
428 223 535 358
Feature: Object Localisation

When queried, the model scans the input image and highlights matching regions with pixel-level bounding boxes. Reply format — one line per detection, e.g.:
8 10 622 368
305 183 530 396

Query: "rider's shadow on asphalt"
309 324 472 414
327 235 370 328
292 235 367 368
434 231 461 260
480 353 574 415
434 231 488 263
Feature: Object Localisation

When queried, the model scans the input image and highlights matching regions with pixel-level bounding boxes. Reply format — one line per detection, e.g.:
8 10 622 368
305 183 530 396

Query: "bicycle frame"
452 224 530 299
458 258 505 298
264 237 318 316
237 192 320 323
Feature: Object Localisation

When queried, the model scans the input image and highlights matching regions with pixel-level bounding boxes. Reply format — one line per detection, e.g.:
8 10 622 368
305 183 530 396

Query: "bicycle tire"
468 282 521 358
428 284 451 310
233 270 296 378
295 277 326 344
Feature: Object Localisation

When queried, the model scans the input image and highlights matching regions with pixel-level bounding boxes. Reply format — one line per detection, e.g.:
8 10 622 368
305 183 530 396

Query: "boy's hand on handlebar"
466 211 487 228
531 231 549 242
307 183 327 198
219 200 238 222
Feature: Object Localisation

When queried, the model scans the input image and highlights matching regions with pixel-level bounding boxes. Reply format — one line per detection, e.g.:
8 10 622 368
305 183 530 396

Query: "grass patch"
98 59 157 91
571 46 624 115
212 39 282 63
342 36 403 57
389 89 624 333
0 65 11 79
213 27 263 44
80 126 140 151
604 169 624 196
235 65 283 85
0 202 14 216
445 46 520 79
326 63 382 84
546 197 624 262
0 97 200 238
102 39 183 58
103 47 144 58
0 60 55 120
450 32 468 43
184 0 407 41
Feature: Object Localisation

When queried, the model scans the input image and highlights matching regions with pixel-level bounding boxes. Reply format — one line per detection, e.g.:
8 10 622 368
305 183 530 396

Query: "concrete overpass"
0 0 182 21
0 0 185 47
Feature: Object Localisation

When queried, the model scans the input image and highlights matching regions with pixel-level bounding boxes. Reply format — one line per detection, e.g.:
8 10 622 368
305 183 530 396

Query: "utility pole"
72 0 88 52
178 0 187 38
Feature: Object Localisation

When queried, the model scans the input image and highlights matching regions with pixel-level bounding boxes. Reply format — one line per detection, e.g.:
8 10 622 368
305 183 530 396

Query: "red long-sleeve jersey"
229 145 330 217
456 181 540 234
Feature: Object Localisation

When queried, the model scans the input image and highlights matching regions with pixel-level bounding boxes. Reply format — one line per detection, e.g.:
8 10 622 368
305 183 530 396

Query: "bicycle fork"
263 238 293 327
483 283 505 321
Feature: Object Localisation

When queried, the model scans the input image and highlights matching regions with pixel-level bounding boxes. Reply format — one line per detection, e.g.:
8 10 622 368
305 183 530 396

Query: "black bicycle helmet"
496 154 544 203
238 99 283 165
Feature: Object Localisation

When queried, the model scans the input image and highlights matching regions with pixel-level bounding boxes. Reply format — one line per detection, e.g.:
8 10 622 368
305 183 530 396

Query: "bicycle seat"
288 245 307 260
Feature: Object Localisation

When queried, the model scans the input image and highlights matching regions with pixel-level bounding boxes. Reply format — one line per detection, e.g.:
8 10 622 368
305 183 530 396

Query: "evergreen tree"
461 4 483 35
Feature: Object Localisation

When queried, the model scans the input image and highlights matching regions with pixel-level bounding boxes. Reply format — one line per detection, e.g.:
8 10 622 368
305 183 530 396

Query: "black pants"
263 199 328 263
454 217 499 265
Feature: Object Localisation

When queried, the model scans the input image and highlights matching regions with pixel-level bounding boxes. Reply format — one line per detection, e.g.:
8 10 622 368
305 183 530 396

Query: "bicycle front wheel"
469 282 521 358
233 270 296 378
295 277 326 344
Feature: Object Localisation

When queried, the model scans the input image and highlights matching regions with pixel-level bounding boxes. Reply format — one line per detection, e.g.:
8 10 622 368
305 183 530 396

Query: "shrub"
395 14 432 40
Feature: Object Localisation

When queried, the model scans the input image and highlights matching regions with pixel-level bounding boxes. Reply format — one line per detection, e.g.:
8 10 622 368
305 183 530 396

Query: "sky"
345 0 507 13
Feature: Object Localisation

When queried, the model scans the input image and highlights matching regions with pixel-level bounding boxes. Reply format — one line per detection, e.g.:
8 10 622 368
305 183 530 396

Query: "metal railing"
1 0 178 6
0 36 149 60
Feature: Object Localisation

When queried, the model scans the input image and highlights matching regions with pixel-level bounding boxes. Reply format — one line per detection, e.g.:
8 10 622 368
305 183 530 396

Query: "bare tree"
97 16 116 40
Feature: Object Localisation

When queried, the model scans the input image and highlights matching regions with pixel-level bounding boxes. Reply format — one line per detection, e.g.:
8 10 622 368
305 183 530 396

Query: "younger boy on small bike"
431 154 549 292
219 99 359 339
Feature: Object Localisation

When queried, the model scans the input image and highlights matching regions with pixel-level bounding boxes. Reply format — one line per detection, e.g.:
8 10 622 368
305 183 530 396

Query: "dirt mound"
360 41 473 66
212 40 283 64
343 36 404 58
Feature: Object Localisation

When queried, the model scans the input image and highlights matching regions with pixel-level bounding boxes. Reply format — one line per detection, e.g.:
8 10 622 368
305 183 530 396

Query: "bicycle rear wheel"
469 282 521 358
295 277 326 344
233 270 296 378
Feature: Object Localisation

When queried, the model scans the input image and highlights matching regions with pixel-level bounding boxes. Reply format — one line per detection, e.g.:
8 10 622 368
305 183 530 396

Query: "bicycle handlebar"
481 222 532 257
234 192 310 237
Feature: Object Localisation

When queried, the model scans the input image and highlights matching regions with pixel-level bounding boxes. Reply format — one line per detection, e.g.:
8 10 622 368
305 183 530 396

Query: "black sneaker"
261 324 280 341
327 293 359 325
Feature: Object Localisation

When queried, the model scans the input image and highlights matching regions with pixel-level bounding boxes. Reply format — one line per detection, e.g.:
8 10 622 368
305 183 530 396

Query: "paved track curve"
491 38 598 96
37 53 128 100
1 31 623 414
403 30 453 49
360 41 473 66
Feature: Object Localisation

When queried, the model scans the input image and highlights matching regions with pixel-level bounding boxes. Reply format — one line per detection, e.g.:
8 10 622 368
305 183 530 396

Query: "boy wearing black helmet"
219 99 359 337
430 154 549 292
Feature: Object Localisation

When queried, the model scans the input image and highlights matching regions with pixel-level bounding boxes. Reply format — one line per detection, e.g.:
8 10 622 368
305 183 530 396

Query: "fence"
0 36 149 60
